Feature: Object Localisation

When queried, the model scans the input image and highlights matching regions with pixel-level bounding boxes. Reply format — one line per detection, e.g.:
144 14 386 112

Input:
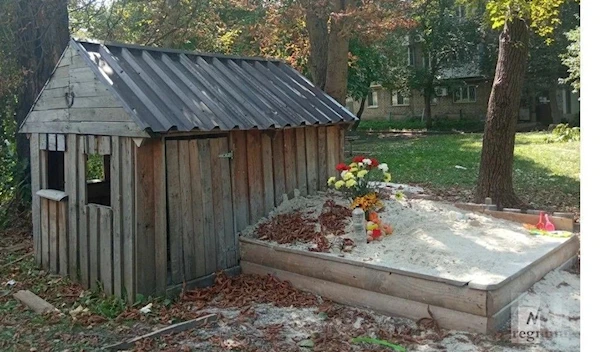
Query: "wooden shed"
20 39 356 300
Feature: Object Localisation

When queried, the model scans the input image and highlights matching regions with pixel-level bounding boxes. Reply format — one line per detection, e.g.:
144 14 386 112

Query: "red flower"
352 155 365 163
336 163 349 171
370 158 379 168
372 229 382 239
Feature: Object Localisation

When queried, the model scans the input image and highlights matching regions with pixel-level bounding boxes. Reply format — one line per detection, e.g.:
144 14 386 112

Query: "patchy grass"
350 132 580 213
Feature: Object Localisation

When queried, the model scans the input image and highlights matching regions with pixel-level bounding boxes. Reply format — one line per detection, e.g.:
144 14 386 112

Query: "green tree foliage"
347 38 386 119
561 25 580 92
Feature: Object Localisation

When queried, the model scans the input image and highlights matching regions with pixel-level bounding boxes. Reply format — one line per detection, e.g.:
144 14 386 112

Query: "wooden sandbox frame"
240 235 579 334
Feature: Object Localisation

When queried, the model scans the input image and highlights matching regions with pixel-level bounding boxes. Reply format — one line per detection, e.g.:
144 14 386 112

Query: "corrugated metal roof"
72 39 357 133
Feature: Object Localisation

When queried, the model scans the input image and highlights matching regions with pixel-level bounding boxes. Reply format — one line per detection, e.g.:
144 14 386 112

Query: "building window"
367 90 378 108
454 85 477 103
47 151 65 191
422 53 432 69
391 91 410 106
407 46 415 66
86 153 111 206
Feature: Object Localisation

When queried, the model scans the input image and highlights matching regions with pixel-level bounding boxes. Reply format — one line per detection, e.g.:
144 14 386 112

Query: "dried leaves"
318 199 353 236
256 212 318 244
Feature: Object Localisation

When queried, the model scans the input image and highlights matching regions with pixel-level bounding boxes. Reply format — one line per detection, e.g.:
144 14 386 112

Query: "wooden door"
165 136 236 285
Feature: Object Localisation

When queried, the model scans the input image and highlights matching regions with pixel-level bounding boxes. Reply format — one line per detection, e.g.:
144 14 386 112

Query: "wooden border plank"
317 127 328 191
304 127 318 195
166 140 183 285
30 134 42 267
295 128 308 196
99 206 113 295
188 139 206 277
283 129 297 197
111 136 123 297
58 201 68 276
178 140 195 280
231 131 249 233
198 139 217 274
246 130 265 223
153 139 168 295
271 131 286 206
261 133 275 212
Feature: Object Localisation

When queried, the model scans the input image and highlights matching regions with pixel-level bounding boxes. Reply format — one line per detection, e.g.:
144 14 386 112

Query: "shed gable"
20 44 148 137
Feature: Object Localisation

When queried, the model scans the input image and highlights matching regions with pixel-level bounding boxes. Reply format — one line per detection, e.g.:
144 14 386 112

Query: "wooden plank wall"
230 125 344 235
32 133 137 300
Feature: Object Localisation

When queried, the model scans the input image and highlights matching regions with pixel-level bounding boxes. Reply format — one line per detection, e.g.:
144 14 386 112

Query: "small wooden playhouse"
20 39 356 300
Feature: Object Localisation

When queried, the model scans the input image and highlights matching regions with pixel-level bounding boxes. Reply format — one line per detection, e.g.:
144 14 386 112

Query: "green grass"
350 132 580 212
356 118 485 132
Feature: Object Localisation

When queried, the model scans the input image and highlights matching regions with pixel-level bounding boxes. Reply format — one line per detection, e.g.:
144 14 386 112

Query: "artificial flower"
378 163 389 173
342 171 355 181
357 170 368 178
358 162 364 168
382 224 394 235
352 155 365 163
345 179 358 188
363 158 372 166
334 180 345 189
340 170 349 178
336 163 349 171
368 211 380 223
370 158 379 167
372 229 382 239
349 162 357 168
395 191 405 201
327 176 336 186
366 221 379 231
383 172 392 182
350 167 359 173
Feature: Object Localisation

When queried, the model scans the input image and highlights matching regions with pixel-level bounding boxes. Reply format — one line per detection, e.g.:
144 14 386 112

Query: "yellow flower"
327 176 336 186
383 172 392 182
349 162 357 168
345 179 357 188
357 170 368 178
334 180 345 189
349 167 359 173
342 171 355 181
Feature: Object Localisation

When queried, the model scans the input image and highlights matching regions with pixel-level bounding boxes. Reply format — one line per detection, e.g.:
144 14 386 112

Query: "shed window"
86 154 111 206
47 151 65 191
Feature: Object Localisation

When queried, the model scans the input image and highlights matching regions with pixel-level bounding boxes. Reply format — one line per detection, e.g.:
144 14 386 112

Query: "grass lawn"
350 132 580 213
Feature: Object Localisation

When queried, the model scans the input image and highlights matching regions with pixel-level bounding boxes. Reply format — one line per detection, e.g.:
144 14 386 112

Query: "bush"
356 117 484 132
546 123 580 143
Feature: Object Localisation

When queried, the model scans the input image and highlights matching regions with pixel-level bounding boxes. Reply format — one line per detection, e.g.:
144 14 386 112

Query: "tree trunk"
14 0 69 201
324 0 352 104
305 9 329 90
474 19 529 208
352 96 367 131
549 78 563 123
424 90 433 129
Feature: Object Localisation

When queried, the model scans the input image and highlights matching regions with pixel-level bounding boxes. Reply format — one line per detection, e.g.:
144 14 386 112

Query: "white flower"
358 162 364 168
378 163 389 172
363 158 372 165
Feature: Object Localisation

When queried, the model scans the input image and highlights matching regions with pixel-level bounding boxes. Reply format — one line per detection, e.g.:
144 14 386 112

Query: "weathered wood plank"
66 135 78 280
188 139 206 277
178 140 195 280
261 133 275 212
39 133 48 151
317 127 328 191
283 129 297 198
326 126 339 177
98 136 111 155
69 66 97 82
48 134 57 152
135 141 156 295
58 201 68 277
165 140 183 285
198 139 217 274
88 205 99 289
56 134 66 152
246 131 265 223
218 137 236 268
231 131 249 233
87 135 97 155
99 206 113 295
121 138 135 302
210 138 227 270
111 136 123 298
78 136 89 288
295 128 308 196
20 121 149 138
30 134 42 267
271 131 286 206
27 110 69 123
305 127 319 195
34 96 123 111
41 198 49 270
153 139 167 295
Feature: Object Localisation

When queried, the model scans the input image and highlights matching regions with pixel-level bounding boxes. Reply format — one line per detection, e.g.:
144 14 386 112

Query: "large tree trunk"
305 9 329 90
474 19 529 208
14 0 69 200
324 0 352 104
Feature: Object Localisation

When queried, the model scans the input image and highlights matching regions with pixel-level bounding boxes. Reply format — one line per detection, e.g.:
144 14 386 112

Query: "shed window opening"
47 151 65 191
86 153 111 207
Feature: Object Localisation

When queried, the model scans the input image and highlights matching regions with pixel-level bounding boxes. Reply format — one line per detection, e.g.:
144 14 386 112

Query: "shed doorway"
165 136 237 286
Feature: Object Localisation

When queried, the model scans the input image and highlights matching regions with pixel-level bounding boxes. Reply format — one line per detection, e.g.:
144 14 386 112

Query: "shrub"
546 123 580 143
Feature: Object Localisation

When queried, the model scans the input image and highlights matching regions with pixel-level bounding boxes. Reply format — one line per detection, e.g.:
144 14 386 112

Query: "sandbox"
239 192 579 334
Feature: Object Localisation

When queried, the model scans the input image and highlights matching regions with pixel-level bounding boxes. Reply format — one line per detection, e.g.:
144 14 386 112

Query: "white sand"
242 188 572 287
